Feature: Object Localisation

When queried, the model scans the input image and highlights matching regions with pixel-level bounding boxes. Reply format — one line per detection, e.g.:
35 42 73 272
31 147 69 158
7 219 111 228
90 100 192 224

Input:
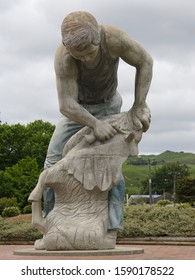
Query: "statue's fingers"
111 124 123 134
133 116 143 130
141 115 151 132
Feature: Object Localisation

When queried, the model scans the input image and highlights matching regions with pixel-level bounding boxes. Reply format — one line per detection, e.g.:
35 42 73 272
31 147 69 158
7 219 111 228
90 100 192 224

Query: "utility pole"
173 172 177 206
136 178 140 197
148 159 152 205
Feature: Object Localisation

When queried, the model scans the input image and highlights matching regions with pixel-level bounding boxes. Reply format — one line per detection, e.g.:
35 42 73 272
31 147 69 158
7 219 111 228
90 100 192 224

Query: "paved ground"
0 244 195 260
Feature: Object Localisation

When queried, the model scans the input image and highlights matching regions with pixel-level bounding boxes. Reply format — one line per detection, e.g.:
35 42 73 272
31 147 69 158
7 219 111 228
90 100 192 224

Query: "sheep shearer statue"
28 11 153 251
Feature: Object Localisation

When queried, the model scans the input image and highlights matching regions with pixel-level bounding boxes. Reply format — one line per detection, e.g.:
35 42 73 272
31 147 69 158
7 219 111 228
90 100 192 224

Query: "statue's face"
68 44 99 64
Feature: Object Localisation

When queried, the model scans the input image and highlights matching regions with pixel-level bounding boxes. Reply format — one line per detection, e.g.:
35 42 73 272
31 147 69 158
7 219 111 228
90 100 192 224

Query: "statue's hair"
61 11 100 51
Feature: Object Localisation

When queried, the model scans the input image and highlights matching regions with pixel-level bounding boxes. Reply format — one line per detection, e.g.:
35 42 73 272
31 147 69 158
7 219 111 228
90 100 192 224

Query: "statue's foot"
34 238 45 250
102 230 117 249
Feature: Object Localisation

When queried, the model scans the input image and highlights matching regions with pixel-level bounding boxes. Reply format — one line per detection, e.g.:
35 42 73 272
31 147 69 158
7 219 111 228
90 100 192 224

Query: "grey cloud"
0 0 195 154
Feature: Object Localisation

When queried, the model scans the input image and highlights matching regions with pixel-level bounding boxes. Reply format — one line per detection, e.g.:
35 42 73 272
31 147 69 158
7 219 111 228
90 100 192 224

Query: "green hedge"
23 205 32 214
1 204 195 241
2 207 21 218
118 204 195 237
0 218 42 241
0 197 19 214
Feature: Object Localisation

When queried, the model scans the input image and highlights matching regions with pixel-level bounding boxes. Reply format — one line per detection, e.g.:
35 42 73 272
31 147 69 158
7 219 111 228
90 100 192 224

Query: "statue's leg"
43 187 55 217
43 116 84 216
108 176 125 230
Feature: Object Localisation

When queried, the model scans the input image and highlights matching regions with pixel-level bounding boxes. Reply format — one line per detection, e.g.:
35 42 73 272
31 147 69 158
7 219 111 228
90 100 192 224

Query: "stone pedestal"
14 246 144 257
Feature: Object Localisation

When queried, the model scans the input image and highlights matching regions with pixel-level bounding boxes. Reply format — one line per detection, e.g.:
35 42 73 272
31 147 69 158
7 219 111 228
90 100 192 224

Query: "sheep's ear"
125 132 135 142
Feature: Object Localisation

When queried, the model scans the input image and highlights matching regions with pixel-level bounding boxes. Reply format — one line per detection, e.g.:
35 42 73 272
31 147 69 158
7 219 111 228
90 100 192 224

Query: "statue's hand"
130 102 151 132
93 119 118 141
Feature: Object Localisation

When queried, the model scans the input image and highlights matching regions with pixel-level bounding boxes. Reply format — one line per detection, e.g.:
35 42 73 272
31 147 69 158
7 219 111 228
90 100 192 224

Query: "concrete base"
14 246 144 257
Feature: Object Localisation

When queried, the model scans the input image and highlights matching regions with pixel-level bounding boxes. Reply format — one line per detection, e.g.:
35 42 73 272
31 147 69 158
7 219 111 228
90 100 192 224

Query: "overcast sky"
0 0 195 154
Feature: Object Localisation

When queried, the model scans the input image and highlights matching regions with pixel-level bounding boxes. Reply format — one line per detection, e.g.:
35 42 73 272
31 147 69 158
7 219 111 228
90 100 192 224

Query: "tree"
176 178 195 204
142 162 190 195
0 120 56 208
0 157 40 208
23 120 55 168
0 120 55 170
0 120 55 208
0 123 27 170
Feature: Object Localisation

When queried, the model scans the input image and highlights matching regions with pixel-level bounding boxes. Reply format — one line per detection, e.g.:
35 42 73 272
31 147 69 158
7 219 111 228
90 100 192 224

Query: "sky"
0 0 195 155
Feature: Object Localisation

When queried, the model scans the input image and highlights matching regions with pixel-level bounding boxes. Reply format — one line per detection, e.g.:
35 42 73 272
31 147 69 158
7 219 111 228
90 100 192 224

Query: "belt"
79 99 106 105
79 95 114 105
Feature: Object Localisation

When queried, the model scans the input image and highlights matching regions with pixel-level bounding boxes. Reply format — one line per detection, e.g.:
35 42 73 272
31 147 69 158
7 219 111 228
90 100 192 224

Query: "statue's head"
61 11 100 51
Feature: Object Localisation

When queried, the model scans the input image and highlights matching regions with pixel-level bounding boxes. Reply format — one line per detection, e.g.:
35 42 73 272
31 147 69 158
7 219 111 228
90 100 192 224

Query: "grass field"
122 151 195 195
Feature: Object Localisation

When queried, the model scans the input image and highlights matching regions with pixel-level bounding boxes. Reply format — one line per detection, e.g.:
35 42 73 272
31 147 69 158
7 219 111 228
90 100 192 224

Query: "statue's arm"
54 44 118 141
120 30 153 106
119 29 153 132
105 26 153 132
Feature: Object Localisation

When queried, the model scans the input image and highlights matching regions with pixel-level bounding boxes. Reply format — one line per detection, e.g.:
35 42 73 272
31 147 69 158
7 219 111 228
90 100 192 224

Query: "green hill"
122 150 195 194
126 150 195 166
142 150 195 164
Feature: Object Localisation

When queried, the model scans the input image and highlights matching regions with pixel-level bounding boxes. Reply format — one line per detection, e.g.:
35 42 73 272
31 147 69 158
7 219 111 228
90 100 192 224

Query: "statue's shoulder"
55 44 72 63
54 44 77 76
103 25 123 57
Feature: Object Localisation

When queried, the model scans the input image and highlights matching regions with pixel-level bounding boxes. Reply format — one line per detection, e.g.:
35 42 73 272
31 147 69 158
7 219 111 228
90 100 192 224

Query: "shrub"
23 204 32 214
156 200 172 206
118 204 195 237
176 202 192 209
129 197 146 205
2 206 21 217
0 197 19 214
0 219 42 241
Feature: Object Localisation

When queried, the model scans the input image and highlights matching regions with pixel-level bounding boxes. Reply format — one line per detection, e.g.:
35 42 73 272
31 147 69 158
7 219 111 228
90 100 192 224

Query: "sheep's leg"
31 201 46 233
28 171 47 202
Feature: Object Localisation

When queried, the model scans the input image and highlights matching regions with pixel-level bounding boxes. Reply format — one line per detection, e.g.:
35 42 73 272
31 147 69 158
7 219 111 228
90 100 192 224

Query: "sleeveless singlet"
76 26 119 104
